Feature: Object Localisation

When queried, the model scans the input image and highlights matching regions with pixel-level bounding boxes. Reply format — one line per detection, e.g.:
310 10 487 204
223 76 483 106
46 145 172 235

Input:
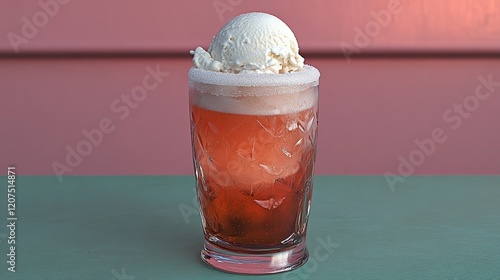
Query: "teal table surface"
0 176 499 280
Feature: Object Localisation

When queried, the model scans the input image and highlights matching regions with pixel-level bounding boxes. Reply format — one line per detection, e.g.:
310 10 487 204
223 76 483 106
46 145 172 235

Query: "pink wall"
1 0 499 53
1 58 499 176
1 0 499 176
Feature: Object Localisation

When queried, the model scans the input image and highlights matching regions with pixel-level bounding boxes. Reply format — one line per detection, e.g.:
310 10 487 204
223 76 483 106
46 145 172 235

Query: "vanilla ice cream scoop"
190 12 305 74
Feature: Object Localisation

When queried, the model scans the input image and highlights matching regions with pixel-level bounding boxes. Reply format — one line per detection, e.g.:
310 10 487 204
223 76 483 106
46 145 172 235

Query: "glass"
188 65 320 274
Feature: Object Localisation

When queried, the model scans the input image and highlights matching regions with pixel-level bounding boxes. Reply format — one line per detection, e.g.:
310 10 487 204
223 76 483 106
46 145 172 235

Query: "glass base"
201 239 309 275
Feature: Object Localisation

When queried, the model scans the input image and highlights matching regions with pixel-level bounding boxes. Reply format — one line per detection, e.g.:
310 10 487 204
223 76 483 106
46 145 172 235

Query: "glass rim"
188 65 320 87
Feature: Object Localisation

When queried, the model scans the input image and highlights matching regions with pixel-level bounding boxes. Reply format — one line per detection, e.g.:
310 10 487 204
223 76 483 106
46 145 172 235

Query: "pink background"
1 0 499 176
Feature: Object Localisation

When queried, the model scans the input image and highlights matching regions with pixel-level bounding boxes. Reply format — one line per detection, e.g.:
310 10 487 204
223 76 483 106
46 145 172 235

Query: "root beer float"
188 12 320 274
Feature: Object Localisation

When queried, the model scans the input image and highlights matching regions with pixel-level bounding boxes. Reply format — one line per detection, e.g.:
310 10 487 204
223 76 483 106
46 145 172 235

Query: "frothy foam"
189 65 319 115
189 65 319 93
191 87 317 115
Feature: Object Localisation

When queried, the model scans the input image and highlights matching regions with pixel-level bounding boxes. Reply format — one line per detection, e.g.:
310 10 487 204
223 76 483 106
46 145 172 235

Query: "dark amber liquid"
191 104 317 249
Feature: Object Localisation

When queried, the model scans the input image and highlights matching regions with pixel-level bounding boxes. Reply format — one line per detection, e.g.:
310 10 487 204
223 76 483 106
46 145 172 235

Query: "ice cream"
190 12 305 74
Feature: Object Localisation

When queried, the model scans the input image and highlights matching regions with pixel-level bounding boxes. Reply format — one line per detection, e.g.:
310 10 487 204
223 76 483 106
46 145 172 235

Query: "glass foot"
201 240 309 275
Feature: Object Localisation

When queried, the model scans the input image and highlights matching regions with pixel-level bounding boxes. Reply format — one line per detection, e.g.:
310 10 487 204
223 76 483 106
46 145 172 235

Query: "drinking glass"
188 65 320 274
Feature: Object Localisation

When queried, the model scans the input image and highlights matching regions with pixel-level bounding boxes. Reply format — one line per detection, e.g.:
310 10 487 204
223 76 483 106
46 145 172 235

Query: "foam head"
189 65 320 115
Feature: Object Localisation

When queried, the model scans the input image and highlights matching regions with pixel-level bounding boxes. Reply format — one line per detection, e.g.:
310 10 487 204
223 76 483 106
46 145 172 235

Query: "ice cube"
254 197 286 210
